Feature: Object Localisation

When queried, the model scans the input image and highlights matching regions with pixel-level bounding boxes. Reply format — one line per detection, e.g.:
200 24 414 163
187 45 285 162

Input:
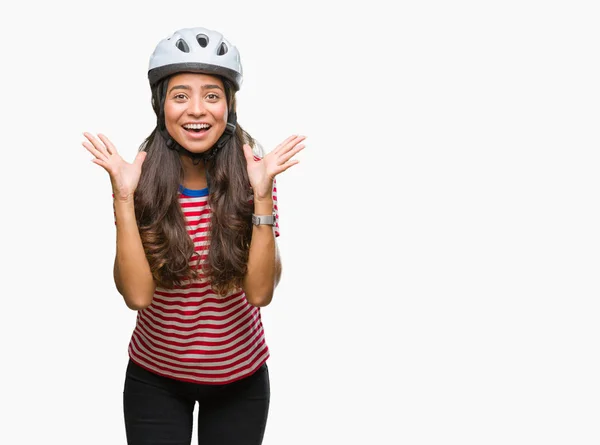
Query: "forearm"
113 198 155 310
243 197 281 307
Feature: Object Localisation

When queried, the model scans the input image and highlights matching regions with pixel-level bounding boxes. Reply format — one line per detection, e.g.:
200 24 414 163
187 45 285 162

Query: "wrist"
253 197 273 214
253 181 274 203
253 191 272 201
113 194 134 205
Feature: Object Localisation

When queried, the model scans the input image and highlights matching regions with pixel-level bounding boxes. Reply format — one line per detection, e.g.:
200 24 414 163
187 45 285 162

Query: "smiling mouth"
183 124 212 134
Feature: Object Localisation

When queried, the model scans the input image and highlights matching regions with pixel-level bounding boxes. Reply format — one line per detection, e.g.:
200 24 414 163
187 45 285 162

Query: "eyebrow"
168 84 224 94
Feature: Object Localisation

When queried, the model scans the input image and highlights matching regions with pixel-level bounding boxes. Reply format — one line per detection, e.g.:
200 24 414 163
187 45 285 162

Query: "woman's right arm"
113 197 156 310
82 131 153 311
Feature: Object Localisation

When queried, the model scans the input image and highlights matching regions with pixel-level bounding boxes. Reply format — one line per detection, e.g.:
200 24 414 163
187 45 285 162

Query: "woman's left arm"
241 135 305 307
242 196 282 307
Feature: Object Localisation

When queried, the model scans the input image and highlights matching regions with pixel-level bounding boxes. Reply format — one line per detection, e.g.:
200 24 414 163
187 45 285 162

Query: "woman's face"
164 72 228 153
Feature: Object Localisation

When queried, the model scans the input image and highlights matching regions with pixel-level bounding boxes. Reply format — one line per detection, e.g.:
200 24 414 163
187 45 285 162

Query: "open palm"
82 132 147 201
243 135 306 199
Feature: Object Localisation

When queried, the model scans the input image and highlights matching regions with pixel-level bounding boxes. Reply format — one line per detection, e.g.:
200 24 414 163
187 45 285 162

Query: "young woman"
82 26 305 445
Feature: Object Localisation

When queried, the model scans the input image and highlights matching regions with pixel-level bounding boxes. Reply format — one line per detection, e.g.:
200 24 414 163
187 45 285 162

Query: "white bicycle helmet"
148 27 243 90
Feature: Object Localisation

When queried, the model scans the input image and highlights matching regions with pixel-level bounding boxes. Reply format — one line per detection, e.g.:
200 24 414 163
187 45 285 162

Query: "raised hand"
242 135 306 200
82 132 147 202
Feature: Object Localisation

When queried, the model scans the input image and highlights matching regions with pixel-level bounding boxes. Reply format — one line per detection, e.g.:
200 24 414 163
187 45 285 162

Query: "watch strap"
252 213 276 226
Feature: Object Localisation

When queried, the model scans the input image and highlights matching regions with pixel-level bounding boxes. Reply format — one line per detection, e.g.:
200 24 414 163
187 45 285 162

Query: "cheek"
164 103 178 123
213 102 229 122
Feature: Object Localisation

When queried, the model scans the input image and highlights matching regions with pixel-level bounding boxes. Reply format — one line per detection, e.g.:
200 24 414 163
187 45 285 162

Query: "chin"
179 142 214 153
174 136 219 153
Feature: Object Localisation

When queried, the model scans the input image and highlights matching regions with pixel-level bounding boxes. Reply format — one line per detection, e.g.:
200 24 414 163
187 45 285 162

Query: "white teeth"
183 123 210 130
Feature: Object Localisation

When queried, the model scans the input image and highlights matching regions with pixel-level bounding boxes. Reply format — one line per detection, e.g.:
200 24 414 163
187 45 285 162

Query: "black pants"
123 359 270 445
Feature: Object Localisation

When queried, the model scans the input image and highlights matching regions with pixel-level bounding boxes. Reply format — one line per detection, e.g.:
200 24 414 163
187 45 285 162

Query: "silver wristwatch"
252 213 276 226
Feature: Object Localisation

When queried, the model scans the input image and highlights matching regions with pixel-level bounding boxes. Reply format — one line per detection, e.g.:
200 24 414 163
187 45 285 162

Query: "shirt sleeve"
272 178 280 238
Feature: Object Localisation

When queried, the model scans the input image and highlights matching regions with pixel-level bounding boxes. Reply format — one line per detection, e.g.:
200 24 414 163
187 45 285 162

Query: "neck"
180 155 208 189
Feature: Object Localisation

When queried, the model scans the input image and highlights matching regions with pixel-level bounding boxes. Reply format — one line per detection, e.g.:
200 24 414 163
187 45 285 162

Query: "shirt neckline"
179 184 209 197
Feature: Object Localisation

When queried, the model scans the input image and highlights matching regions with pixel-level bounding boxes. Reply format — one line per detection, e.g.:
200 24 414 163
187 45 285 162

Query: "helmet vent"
196 34 209 48
217 42 228 56
176 39 190 53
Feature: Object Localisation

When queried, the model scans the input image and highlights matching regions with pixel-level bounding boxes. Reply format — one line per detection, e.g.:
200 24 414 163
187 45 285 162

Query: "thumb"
242 144 254 164
134 150 148 168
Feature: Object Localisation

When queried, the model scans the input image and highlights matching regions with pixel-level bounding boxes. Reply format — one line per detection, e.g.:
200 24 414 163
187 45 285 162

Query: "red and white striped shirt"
114 179 279 384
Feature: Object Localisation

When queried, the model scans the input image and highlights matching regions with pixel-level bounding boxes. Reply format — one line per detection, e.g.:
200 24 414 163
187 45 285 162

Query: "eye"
206 93 220 100
174 93 187 100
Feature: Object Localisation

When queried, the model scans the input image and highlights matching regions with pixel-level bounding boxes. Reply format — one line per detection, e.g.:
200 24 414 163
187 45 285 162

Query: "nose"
187 96 205 116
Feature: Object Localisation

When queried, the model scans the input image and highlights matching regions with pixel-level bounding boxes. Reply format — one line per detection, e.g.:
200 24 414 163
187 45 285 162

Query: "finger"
242 144 255 163
91 158 114 176
97 133 117 156
82 140 108 161
277 144 305 165
273 135 301 154
275 135 306 156
274 135 304 154
133 150 147 168
273 159 300 175
91 158 108 169
83 132 110 157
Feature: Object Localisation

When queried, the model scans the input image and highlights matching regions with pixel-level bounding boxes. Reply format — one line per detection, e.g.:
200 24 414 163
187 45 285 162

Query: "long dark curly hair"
133 75 258 296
